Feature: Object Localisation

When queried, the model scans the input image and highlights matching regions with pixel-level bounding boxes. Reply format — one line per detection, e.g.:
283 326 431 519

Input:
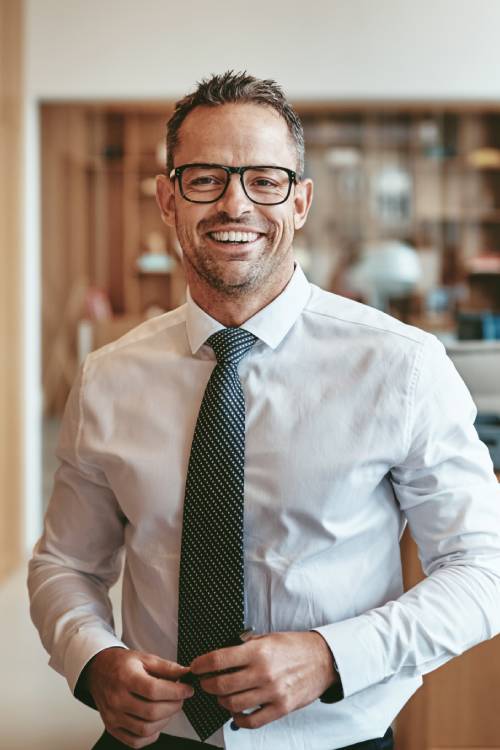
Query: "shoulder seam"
89 309 187 363
75 360 87 469
404 335 428 456
302 305 427 345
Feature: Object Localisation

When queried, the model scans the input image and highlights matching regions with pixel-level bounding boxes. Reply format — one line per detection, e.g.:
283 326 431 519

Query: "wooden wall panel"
397 527 500 749
0 0 24 580
41 105 90 414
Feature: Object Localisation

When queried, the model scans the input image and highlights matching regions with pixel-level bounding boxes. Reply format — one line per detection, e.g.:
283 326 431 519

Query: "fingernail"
230 721 239 731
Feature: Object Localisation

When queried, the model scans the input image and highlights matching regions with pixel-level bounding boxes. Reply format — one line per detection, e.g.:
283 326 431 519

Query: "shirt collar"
185 264 311 354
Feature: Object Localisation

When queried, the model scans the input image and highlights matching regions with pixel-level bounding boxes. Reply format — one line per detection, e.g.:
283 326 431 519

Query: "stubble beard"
177 225 287 299
186 244 269 297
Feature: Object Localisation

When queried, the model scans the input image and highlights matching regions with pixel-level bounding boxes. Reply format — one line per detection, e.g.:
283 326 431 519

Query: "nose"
214 173 253 216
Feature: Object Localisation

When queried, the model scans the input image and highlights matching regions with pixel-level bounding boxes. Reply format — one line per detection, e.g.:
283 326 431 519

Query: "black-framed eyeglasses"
169 163 297 205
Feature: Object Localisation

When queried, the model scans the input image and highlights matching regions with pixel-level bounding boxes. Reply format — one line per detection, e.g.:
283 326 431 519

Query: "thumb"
141 653 190 680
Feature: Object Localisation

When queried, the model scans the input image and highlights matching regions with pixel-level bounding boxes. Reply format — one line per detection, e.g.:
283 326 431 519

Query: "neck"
187 263 295 327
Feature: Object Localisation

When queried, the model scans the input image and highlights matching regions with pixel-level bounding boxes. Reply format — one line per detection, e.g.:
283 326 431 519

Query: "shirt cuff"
314 616 386 699
310 628 345 703
62 626 128 696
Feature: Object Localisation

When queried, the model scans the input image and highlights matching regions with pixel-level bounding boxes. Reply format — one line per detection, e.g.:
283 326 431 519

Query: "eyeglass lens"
180 166 291 204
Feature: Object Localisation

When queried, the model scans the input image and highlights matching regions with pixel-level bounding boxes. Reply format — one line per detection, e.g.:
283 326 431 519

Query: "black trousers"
92 726 394 750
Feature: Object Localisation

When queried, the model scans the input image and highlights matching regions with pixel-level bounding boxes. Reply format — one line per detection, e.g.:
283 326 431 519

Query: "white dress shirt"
29 265 500 750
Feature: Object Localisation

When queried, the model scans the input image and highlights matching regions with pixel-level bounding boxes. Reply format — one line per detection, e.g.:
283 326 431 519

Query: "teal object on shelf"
457 312 500 340
483 314 500 340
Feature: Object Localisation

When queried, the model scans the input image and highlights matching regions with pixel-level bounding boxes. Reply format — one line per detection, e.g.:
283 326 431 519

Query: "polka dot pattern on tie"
177 327 257 741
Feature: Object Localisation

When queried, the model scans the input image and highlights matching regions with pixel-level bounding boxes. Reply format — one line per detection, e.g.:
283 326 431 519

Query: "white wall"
26 0 500 100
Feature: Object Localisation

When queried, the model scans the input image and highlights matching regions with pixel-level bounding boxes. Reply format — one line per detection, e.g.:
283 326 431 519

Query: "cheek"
263 206 292 238
174 221 190 250
275 213 295 244
174 207 204 242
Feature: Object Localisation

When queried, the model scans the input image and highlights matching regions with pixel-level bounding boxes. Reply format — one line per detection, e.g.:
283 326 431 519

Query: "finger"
218 688 268 714
200 667 259 696
120 712 171 739
130 672 194 702
232 703 282 730
111 727 160 749
123 694 184 723
191 643 251 676
141 653 190 681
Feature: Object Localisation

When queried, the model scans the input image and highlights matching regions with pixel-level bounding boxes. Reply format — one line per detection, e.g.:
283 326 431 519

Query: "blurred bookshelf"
41 102 500 415
298 105 500 328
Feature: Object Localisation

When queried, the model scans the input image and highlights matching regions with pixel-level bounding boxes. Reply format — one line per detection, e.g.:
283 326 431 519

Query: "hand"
191 631 336 730
85 647 194 748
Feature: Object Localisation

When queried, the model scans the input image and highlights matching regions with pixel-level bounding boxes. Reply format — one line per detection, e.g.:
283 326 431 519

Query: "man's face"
157 103 312 299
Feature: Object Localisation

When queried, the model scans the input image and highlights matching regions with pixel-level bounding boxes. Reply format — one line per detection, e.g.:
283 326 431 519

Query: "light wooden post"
0 0 24 580
397 526 500 750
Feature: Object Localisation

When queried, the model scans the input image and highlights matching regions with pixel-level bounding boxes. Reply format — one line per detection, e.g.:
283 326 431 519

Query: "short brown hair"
166 70 305 178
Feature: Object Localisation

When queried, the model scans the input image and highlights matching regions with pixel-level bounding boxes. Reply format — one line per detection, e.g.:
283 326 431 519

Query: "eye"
252 177 278 188
244 168 289 193
188 174 224 187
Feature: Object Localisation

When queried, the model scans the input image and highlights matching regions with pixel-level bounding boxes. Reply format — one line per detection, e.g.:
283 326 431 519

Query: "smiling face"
156 103 313 319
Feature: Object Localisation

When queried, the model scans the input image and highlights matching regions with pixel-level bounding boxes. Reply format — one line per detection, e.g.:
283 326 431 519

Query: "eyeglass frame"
169 163 297 205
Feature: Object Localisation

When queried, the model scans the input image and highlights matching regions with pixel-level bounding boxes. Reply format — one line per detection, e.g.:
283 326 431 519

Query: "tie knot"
207 327 257 366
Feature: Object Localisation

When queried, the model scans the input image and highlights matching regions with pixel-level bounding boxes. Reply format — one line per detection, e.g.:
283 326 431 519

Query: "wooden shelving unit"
300 108 500 293
41 102 500 414
41 104 186 414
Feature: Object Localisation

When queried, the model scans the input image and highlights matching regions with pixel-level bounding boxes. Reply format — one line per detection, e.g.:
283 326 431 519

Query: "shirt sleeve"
28 359 128 696
314 334 500 699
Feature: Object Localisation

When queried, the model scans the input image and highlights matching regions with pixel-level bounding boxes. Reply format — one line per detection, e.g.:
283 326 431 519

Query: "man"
29 72 500 750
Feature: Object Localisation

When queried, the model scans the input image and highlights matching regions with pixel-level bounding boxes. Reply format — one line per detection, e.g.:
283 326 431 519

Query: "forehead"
174 103 296 168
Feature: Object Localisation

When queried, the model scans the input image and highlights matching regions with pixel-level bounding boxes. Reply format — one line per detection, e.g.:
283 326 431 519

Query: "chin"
204 272 260 297
192 256 261 292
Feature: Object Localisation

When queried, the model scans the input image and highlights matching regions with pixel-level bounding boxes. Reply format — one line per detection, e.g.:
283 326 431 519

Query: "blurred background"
1 0 500 748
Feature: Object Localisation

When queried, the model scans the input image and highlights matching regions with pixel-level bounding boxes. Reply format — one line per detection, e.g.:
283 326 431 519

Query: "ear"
156 174 176 228
293 177 313 230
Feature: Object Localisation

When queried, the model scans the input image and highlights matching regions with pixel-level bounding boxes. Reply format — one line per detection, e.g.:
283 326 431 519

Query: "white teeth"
210 231 259 243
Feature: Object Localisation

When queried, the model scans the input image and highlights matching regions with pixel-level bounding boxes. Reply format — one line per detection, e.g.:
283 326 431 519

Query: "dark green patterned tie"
178 327 257 741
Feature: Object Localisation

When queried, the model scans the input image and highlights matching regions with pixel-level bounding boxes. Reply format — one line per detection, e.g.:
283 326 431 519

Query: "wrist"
309 630 344 703
74 655 100 709
81 647 124 696
319 658 344 703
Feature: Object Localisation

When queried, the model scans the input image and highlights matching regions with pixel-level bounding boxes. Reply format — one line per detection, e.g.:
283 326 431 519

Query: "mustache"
198 213 270 234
